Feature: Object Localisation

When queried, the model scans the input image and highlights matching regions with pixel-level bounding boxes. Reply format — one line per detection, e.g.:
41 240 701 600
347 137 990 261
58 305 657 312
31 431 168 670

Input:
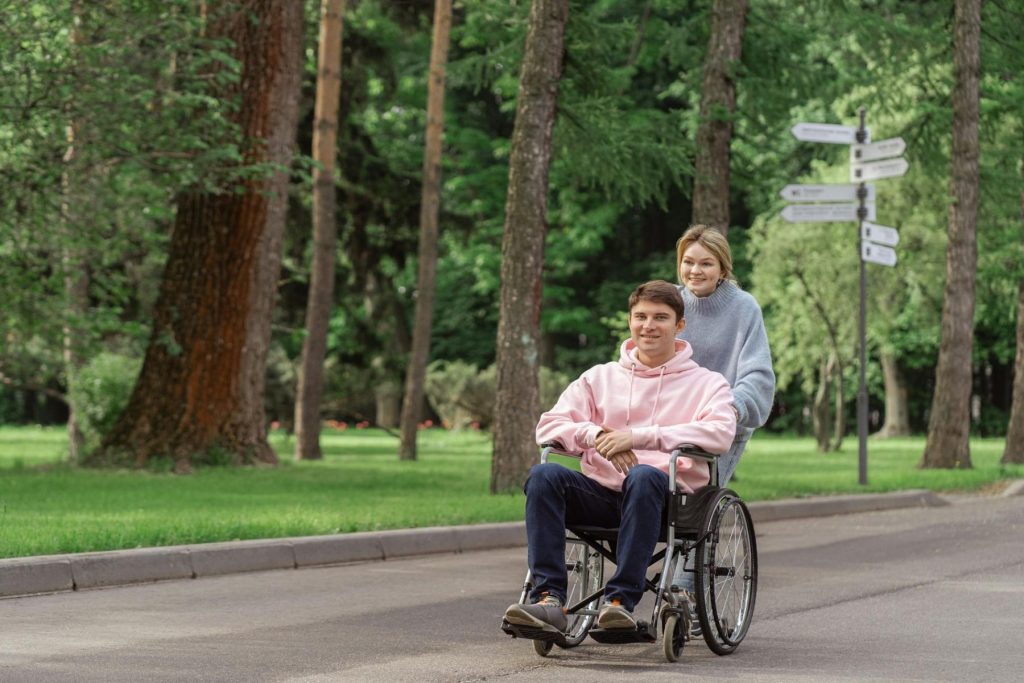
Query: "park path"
1 494 1023 682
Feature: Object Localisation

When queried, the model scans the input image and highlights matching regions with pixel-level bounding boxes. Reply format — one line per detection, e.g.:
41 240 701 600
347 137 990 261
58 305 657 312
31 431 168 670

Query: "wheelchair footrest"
588 621 656 644
501 620 565 645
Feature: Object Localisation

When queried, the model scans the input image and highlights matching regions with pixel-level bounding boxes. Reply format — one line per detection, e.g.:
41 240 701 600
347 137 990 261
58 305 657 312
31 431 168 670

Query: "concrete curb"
0 487 994 600
1003 479 1024 497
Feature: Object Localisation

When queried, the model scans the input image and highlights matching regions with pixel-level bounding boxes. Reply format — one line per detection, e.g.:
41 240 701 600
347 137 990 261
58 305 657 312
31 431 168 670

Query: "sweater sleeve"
630 376 737 455
535 376 604 452
731 306 776 431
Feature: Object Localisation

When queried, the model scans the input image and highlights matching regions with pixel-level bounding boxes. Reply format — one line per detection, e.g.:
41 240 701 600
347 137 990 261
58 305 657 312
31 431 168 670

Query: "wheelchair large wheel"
558 537 604 648
694 489 757 656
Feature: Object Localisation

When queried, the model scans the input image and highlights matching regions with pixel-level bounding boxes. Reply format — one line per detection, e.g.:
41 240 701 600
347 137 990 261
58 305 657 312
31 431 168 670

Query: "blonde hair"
675 224 735 284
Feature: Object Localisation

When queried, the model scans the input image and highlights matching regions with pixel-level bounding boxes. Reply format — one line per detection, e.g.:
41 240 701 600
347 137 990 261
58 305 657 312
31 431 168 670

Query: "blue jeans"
523 462 669 612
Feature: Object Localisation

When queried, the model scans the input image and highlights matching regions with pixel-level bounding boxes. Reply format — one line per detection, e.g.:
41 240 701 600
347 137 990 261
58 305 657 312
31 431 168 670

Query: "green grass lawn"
1 425 1021 559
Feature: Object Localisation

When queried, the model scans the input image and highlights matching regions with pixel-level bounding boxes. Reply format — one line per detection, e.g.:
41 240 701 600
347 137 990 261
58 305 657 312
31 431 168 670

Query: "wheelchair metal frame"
502 442 758 661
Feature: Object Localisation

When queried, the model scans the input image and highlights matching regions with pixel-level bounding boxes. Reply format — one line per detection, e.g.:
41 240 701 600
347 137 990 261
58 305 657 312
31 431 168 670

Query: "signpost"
780 183 876 203
784 107 909 487
781 202 876 223
861 221 899 247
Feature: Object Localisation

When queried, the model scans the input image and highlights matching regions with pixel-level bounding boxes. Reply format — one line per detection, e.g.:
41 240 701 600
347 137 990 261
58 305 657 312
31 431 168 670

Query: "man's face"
629 300 685 366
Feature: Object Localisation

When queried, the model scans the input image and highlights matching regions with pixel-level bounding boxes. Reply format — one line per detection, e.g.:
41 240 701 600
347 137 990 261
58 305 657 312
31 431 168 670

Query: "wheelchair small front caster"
533 639 554 657
662 613 686 662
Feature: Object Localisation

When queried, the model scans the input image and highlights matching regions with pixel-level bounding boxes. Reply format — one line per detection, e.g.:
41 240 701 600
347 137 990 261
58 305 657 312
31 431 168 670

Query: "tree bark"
62 0 87 463
1002 191 1024 465
831 352 845 451
876 350 911 437
490 0 569 493
399 0 452 461
690 0 748 234
812 355 833 453
295 0 346 462
95 0 303 470
920 0 980 470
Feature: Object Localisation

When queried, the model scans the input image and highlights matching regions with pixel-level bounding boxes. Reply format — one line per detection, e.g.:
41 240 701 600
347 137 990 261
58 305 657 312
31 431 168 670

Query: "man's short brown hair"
628 280 685 322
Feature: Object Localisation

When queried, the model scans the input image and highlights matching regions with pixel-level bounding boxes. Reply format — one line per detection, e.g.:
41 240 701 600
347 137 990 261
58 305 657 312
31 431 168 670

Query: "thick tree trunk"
690 0 748 234
399 0 452 461
876 351 911 437
95 0 303 470
1003 193 1024 464
921 0 980 470
295 0 346 462
491 0 569 493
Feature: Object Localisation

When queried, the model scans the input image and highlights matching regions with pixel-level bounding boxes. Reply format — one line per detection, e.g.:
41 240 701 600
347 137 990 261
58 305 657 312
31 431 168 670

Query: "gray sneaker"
597 599 637 630
504 595 567 633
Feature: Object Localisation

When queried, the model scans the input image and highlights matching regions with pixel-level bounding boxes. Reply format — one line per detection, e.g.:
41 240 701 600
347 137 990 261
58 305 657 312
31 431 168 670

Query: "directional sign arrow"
779 183 876 203
861 221 899 247
861 240 897 267
850 137 906 163
781 202 876 223
791 122 870 145
850 157 909 182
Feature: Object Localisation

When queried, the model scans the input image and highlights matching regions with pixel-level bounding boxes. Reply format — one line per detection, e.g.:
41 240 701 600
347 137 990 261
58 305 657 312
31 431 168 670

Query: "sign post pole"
856 107 869 486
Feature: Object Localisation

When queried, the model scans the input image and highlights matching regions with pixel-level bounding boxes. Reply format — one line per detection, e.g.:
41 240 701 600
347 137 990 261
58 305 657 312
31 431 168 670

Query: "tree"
490 0 569 493
399 0 453 461
920 0 980 470
95 0 304 470
691 0 748 233
294 0 346 462
1004 254 1024 464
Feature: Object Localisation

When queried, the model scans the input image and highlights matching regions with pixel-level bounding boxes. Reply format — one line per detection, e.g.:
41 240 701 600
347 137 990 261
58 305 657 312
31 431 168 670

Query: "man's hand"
606 450 639 475
595 428 633 458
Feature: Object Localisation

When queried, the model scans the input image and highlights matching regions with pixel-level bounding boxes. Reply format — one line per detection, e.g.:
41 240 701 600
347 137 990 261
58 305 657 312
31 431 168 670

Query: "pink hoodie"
535 339 736 493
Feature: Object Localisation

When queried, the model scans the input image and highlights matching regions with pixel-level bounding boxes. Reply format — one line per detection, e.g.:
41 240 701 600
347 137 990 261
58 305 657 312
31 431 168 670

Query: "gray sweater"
676 280 775 443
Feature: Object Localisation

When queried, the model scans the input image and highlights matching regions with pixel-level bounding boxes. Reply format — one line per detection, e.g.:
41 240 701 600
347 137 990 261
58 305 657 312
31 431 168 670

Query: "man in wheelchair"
503 280 736 636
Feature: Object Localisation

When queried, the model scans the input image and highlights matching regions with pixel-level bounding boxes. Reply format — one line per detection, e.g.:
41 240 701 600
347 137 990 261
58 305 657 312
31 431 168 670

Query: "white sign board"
861 221 899 247
850 157 909 182
850 137 906 163
791 122 869 145
779 183 876 203
861 240 897 267
781 202 876 223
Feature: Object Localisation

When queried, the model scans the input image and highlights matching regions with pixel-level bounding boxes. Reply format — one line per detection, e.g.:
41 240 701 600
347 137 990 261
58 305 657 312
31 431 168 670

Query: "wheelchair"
501 443 758 662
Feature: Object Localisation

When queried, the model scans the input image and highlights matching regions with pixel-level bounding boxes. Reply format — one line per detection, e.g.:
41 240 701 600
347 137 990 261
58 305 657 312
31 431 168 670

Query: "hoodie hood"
618 338 694 376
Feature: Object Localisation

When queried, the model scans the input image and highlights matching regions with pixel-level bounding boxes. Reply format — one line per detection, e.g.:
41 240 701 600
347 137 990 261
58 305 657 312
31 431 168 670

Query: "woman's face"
680 242 723 297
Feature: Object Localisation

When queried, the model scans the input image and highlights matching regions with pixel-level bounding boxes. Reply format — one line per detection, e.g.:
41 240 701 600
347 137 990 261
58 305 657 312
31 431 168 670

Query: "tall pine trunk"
690 0 748 234
876 351 911 437
399 0 453 461
920 0 980 469
295 0 346 461
490 0 569 493
1003 190 1024 465
95 1 303 470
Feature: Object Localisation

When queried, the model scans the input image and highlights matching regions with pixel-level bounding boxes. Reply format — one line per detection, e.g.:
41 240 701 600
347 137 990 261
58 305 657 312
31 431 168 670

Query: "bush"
68 352 142 449
425 361 571 430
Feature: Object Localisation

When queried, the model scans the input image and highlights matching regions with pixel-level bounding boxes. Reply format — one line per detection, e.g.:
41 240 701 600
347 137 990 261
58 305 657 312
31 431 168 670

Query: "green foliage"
67 352 142 449
424 361 571 430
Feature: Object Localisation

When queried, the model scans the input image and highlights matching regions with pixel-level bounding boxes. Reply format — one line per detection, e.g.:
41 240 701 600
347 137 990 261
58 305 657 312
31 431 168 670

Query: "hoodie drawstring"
650 365 666 423
626 363 635 425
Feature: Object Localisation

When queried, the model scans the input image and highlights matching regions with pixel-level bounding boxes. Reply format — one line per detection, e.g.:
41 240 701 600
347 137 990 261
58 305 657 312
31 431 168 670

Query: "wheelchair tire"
694 489 757 656
558 537 603 648
533 639 554 657
661 614 685 662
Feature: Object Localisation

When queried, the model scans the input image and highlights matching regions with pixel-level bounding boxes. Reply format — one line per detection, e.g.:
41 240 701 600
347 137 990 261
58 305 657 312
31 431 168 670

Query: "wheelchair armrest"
669 444 722 491
539 441 582 464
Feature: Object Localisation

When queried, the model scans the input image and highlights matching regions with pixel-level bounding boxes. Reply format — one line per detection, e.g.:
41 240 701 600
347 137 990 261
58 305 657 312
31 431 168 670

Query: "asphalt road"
2 495 1022 683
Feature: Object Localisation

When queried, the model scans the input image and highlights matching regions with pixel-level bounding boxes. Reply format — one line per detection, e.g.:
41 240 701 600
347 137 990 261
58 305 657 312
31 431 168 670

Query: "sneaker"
597 599 637 630
504 594 567 633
